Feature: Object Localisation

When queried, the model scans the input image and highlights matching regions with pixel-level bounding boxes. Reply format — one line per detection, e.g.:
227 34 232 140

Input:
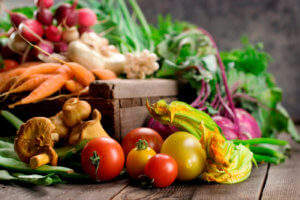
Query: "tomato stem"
90 151 100 181
136 139 148 150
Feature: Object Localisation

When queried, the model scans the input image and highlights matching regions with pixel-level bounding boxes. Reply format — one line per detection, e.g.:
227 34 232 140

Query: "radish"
54 41 68 53
45 25 61 42
35 8 53 26
62 27 79 43
212 116 239 140
8 32 28 54
34 0 54 9
77 8 97 27
1 45 18 60
33 40 54 57
78 26 93 35
19 19 44 42
8 12 27 27
54 0 78 27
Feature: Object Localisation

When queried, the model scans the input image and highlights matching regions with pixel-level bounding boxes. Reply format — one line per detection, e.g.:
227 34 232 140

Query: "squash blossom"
146 99 253 184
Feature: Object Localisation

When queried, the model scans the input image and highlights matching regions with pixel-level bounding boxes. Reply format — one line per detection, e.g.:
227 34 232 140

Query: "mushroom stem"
51 133 60 143
30 153 50 169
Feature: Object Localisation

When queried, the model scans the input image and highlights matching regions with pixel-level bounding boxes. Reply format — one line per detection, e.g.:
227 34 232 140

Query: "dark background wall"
4 0 300 121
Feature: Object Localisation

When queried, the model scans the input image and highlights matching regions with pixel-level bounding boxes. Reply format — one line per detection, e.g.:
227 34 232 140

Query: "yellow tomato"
126 140 156 179
161 131 206 181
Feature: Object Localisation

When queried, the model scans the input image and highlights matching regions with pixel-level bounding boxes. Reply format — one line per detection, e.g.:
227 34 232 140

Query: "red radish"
33 40 54 57
45 25 61 42
78 26 93 35
1 45 18 60
35 8 53 25
54 41 68 53
54 0 78 27
34 0 54 8
19 19 44 42
77 8 97 27
8 12 27 27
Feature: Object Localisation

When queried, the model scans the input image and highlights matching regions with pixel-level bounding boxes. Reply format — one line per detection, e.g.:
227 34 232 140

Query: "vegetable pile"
0 0 298 188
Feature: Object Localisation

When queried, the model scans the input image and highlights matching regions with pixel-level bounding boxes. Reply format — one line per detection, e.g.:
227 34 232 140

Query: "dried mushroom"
14 117 58 169
49 111 69 140
62 98 91 127
68 109 109 145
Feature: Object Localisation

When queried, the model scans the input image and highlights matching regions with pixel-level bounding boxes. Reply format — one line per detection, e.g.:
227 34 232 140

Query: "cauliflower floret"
124 50 159 79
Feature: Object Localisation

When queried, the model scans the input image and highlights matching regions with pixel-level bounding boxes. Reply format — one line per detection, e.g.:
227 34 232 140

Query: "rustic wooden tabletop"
0 127 299 200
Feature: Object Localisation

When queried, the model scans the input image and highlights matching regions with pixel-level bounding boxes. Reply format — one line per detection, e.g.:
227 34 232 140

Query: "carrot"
9 70 72 108
17 62 43 68
0 77 18 93
65 80 84 93
91 69 117 80
0 68 26 86
8 74 51 94
64 62 95 86
18 63 62 80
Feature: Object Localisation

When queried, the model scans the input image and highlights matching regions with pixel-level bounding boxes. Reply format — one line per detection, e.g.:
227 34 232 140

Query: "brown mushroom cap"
49 111 69 139
14 117 57 163
68 109 109 145
62 98 92 127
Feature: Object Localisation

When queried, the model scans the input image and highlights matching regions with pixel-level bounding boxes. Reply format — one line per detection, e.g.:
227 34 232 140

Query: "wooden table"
0 128 299 200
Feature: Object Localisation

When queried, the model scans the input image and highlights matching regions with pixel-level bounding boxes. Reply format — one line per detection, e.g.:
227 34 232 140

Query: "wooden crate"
2 79 178 141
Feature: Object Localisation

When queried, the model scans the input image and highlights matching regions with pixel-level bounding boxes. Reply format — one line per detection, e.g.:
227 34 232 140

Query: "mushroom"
68 109 109 145
49 111 69 140
14 117 58 169
62 98 91 127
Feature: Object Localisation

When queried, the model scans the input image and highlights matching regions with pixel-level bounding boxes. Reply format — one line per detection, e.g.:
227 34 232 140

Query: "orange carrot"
9 70 72 107
9 74 51 94
65 80 84 93
64 62 95 86
17 62 43 68
19 63 62 80
91 69 117 80
0 68 26 85
0 77 18 93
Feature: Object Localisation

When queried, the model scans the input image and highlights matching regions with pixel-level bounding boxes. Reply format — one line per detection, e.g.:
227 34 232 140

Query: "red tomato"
0 60 19 72
144 153 178 188
81 137 125 181
122 128 164 156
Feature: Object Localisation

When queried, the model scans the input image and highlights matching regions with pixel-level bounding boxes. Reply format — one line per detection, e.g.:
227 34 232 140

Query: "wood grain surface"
1 127 299 200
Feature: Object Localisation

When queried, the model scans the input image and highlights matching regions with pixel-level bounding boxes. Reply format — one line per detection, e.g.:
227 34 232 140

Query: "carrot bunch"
0 62 117 108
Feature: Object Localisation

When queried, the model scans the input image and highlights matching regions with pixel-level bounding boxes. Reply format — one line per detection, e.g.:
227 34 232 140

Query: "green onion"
232 138 288 146
0 110 23 130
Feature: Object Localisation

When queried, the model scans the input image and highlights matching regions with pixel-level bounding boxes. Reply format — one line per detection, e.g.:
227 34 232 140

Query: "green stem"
253 154 281 165
249 146 286 160
0 110 23 130
232 138 288 146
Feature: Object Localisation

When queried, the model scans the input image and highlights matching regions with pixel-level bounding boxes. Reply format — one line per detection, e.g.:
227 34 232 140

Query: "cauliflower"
124 50 159 79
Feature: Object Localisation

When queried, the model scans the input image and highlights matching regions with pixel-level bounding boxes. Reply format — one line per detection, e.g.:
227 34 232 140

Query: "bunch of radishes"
1 0 98 62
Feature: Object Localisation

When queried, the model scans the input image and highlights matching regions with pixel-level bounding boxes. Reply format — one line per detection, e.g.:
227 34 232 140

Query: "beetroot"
19 19 44 42
235 108 261 139
77 8 97 27
44 25 61 42
213 116 239 140
78 26 93 35
147 117 178 139
213 108 261 140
